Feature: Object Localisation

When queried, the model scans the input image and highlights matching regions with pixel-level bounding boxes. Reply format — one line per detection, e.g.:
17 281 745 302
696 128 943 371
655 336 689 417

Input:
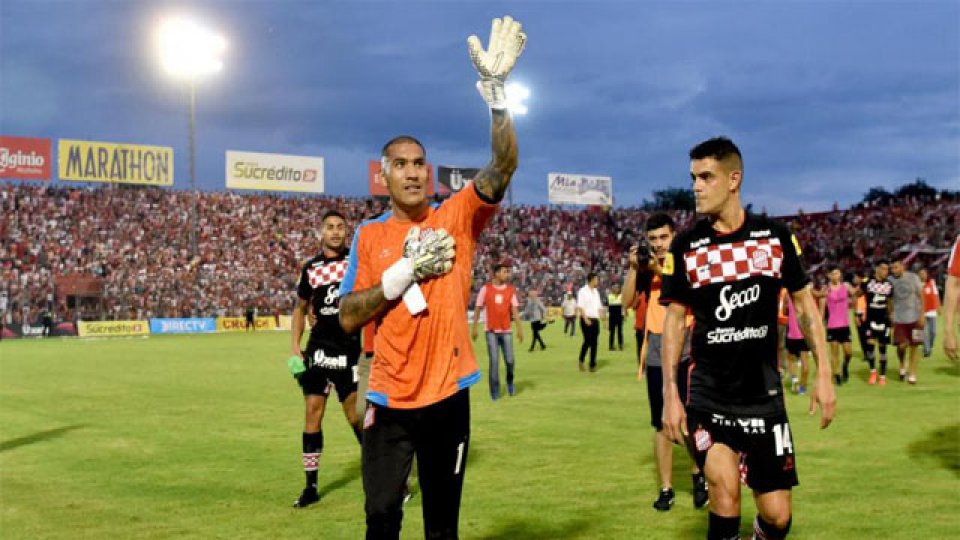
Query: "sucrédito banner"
149 318 216 335
0 135 52 180
216 316 277 332
58 139 173 185
547 172 613 206
77 320 150 337
226 150 323 193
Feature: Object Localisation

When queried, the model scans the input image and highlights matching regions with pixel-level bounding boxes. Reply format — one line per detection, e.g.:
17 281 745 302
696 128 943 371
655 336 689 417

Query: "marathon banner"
216 316 277 332
58 139 173 186
226 150 324 193
548 172 613 206
150 317 217 335
437 166 480 195
367 160 434 198
0 136 52 180
77 320 150 337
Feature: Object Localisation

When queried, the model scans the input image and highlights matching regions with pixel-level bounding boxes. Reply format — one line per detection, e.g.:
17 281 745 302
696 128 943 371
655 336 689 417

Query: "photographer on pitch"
622 212 707 511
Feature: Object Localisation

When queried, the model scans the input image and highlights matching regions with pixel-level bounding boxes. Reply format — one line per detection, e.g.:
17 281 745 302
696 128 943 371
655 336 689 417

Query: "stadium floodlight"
158 17 226 80
505 82 530 116
156 16 226 259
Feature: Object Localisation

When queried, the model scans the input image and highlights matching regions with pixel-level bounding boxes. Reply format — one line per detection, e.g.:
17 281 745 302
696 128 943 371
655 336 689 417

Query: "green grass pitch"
2 323 958 539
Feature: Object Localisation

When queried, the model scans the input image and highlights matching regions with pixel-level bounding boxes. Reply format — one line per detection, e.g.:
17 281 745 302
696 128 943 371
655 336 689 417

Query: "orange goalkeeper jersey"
341 183 497 409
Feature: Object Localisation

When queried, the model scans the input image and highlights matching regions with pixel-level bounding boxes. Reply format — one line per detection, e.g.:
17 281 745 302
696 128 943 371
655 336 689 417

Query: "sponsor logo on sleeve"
662 253 674 275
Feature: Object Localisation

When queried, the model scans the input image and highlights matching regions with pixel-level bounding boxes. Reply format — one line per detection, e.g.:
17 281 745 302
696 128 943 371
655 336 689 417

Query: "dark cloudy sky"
2 0 957 214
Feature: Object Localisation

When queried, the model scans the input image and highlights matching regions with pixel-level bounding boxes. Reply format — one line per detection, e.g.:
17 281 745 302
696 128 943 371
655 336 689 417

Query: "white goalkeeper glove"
381 226 457 301
467 15 527 110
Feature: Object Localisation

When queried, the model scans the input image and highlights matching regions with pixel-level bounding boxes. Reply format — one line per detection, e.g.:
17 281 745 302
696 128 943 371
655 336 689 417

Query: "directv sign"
150 318 217 334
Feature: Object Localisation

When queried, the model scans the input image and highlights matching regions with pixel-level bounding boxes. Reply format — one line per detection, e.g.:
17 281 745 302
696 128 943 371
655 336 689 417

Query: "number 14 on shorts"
773 423 793 456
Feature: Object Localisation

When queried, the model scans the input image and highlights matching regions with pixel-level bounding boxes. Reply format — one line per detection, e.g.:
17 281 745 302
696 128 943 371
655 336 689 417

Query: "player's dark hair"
321 210 346 223
689 136 742 165
875 259 889 267
381 135 426 158
493 263 508 273
587 272 597 282
829 265 841 273
645 212 675 233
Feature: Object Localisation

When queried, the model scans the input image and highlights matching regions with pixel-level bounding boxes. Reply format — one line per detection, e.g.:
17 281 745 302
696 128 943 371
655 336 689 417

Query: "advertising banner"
216 316 277 332
77 320 150 337
437 166 480 195
367 160 434 198
226 150 323 193
58 139 173 185
150 317 217 335
547 172 613 206
277 315 292 331
0 136 52 180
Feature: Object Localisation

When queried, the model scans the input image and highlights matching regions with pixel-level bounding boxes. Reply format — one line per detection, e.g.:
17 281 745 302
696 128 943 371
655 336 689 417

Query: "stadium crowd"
1 183 957 325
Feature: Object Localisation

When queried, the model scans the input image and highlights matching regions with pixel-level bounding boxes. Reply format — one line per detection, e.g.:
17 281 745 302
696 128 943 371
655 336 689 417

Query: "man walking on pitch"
889 259 924 384
622 212 707 512
577 272 603 372
472 263 524 400
660 137 835 540
522 289 548 352
338 15 525 539
863 261 894 385
607 283 624 351
288 210 362 508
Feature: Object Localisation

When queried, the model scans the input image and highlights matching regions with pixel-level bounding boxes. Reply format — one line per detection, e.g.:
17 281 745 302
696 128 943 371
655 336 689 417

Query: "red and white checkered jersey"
296 251 359 354
660 213 808 417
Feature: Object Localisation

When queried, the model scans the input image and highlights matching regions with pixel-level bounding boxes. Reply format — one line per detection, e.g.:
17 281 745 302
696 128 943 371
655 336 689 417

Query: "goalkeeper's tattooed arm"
340 285 391 335
473 109 518 203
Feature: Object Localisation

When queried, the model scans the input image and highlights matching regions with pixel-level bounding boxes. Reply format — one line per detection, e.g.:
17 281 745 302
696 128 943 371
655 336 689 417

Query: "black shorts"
299 346 358 401
686 408 799 494
646 359 691 431
785 337 809 356
864 319 891 346
826 327 851 343
363 389 470 537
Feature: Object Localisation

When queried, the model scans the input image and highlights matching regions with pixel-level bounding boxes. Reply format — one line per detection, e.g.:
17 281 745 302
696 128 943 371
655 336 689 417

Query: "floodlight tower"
157 16 226 258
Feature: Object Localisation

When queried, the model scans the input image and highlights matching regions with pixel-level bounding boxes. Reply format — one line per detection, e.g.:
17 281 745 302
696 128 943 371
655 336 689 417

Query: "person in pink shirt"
817 267 857 384
782 295 810 395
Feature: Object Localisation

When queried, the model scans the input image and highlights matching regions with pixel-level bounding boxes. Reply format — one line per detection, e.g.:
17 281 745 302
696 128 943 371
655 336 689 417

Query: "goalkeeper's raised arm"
469 15 526 203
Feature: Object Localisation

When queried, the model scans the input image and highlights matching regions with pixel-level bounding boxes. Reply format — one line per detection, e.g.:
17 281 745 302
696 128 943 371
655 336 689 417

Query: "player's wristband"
382 258 415 300
287 355 306 378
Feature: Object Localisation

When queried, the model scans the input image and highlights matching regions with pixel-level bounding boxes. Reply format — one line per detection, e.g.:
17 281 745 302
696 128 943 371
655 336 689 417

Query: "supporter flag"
368 160 435 198
1 136 52 180
438 166 480 196
547 172 613 206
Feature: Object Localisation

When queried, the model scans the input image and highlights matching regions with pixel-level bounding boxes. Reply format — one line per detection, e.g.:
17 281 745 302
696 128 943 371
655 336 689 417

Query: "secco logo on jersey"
715 283 761 321
706 325 769 344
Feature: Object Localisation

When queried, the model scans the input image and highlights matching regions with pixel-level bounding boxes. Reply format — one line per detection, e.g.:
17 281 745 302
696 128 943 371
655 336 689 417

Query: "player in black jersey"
862 261 894 385
660 137 835 540
288 210 363 508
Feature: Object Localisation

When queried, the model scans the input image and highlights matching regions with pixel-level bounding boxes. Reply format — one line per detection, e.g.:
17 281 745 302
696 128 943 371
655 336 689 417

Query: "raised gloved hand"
467 16 527 110
381 226 456 300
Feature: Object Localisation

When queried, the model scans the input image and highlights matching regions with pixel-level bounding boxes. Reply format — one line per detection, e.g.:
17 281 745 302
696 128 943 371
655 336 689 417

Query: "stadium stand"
1 184 957 326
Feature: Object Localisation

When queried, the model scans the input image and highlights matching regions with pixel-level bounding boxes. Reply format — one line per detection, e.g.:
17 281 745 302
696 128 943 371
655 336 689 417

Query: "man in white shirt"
577 272 602 372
